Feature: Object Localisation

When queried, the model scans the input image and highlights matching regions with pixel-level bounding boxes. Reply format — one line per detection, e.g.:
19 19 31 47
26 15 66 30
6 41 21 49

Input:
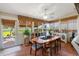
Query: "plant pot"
24 35 28 38
24 35 29 45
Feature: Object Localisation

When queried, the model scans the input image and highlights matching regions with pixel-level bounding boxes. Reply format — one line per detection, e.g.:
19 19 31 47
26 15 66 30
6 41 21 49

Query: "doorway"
1 19 16 48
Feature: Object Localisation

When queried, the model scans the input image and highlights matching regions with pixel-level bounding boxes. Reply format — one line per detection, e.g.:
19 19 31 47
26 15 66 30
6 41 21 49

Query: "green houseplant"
23 29 31 36
23 29 31 45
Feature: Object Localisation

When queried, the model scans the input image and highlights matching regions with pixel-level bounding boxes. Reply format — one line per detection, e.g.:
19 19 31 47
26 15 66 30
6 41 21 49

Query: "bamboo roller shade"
2 19 15 27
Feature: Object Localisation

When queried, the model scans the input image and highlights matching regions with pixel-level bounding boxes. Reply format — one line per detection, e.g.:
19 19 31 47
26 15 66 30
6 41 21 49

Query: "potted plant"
23 29 31 45
23 29 30 36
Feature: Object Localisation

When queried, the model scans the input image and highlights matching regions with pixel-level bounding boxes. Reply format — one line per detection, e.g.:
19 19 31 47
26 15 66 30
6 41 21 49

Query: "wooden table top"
31 36 61 44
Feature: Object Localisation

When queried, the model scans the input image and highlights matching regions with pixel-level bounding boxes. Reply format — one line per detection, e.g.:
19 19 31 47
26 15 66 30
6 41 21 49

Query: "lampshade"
43 15 48 19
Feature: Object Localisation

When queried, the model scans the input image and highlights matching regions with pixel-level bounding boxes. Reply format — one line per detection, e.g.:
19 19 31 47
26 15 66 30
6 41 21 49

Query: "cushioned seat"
32 44 43 50
30 38 43 55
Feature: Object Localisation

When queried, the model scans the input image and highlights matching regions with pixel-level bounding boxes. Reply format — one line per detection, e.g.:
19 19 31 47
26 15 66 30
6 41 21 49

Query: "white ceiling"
0 3 78 21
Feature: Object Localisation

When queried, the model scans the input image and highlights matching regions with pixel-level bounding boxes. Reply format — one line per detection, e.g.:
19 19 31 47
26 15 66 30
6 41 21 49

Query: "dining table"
31 35 61 56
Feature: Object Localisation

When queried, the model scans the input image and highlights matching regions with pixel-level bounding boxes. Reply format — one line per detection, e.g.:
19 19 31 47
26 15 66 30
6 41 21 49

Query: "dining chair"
43 40 56 56
40 35 56 56
42 36 61 56
30 34 43 56
30 42 43 56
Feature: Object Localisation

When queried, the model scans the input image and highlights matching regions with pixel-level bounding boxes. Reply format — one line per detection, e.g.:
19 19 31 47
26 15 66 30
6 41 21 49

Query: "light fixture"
43 8 48 19
43 8 54 19
43 15 48 19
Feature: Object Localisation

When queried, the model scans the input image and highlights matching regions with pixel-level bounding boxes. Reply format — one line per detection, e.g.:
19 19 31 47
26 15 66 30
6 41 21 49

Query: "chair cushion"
32 44 42 50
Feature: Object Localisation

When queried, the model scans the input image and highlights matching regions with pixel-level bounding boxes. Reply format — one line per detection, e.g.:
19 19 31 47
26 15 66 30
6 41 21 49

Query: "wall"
77 15 79 34
0 12 18 20
76 15 79 42
0 19 3 49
